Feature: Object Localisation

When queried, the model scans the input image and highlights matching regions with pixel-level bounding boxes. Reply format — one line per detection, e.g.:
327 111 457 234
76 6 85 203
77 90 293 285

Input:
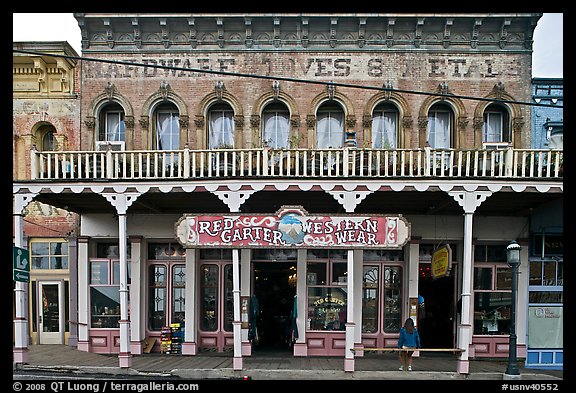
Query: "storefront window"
200 264 219 331
224 265 233 331
171 265 186 325
90 259 120 328
148 265 167 331
473 244 512 335
307 287 347 331
306 250 347 331
528 232 563 351
384 266 402 333
362 266 379 333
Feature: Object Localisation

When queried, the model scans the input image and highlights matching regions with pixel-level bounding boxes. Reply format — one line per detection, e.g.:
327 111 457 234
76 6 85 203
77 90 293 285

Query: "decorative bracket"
211 189 257 213
448 190 492 214
102 192 142 215
326 190 373 213
13 193 39 215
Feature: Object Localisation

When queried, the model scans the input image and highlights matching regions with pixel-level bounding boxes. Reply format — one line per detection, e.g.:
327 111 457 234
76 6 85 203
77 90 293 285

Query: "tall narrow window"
262 103 290 148
155 107 180 150
99 104 126 144
40 127 57 151
483 105 510 144
209 104 234 148
316 104 344 148
372 104 398 149
427 105 452 148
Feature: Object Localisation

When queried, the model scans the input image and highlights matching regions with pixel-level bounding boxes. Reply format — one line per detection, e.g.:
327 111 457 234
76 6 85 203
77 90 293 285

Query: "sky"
13 13 563 78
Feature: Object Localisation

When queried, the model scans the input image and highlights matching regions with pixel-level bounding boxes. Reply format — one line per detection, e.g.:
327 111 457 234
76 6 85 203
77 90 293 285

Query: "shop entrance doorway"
417 265 456 349
252 261 297 352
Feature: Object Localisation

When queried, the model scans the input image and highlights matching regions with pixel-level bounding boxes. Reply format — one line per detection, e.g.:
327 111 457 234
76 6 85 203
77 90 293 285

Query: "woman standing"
397 317 421 371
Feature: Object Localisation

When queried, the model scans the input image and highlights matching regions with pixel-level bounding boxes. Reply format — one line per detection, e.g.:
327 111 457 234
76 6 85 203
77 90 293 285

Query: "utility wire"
13 49 563 109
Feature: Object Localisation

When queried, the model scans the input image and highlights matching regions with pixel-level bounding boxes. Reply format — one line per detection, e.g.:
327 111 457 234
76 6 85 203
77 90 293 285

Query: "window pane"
32 256 49 270
148 265 166 331
372 110 397 149
90 286 120 328
106 111 126 142
427 110 450 148
543 262 557 285
495 267 512 290
384 266 402 333
91 261 109 284
209 110 234 148
332 262 347 285
156 111 180 150
316 111 344 148
362 266 379 333
473 292 511 335
306 262 327 285
474 267 492 290
529 291 563 303
307 287 347 331
263 111 290 148
483 112 503 142
200 265 218 331
529 261 543 285
486 245 507 262
224 265 233 331
172 287 185 325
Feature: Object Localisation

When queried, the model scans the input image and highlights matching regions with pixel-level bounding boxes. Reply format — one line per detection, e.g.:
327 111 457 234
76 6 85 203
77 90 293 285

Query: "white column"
232 249 242 370
101 192 140 368
182 248 197 355
240 249 252 355
344 249 355 372
76 237 90 351
13 211 28 364
129 236 143 354
457 211 474 374
293 248 307 356
353 250 363 345
118 213 132 367
449 190 492 375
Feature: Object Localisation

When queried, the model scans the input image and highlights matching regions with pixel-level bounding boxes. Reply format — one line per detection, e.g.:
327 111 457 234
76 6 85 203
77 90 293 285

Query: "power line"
13 49 563 109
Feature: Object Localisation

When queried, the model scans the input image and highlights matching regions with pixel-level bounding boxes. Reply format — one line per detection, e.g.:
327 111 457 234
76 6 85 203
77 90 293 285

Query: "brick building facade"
13 13 562 373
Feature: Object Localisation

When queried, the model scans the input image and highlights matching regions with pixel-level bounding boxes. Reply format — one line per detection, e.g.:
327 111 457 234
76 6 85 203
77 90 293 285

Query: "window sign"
528 306 563 348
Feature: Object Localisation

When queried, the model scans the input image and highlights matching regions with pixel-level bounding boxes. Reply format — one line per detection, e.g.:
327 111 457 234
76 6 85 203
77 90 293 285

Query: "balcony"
29 146 563 182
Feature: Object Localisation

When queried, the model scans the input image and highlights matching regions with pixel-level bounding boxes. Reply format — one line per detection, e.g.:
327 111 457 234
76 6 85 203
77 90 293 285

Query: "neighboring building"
13 13 563 374
524 78 563 370
13 41 81 348
531 78 563 150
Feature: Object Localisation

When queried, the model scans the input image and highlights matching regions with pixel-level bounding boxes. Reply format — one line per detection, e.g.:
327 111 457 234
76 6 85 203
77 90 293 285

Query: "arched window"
372 103 399 149
153 103 180 151
37 125 57 151
427 104 453 148
98 103 125 147
483 104 511 144
316 102 344 148
208 103 235 149
262 102 290 148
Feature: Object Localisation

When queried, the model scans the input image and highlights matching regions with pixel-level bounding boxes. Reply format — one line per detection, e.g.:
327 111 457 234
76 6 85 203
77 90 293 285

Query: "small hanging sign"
431 244 452 279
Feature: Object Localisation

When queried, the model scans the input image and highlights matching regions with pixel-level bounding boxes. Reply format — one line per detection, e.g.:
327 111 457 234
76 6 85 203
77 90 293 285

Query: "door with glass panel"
38 280 65 344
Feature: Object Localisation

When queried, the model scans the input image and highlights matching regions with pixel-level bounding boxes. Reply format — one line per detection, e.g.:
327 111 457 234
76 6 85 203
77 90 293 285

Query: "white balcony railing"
29 146 564 181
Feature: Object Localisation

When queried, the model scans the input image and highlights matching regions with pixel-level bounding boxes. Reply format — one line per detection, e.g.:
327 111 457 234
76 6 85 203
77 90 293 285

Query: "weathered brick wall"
79 50 533 150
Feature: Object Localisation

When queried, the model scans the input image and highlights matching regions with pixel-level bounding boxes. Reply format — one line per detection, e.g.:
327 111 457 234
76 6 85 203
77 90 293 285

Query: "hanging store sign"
431 244 452 279
175 206 410 249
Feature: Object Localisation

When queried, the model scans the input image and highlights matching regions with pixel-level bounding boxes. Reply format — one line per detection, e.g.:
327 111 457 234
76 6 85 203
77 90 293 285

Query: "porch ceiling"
30 188 561 217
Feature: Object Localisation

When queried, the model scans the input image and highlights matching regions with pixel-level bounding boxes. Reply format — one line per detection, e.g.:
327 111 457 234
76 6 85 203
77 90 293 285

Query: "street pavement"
13 344 564 382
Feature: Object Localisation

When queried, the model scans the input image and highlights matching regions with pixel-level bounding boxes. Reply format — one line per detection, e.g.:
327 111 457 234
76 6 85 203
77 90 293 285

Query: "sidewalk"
14 345 563 381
